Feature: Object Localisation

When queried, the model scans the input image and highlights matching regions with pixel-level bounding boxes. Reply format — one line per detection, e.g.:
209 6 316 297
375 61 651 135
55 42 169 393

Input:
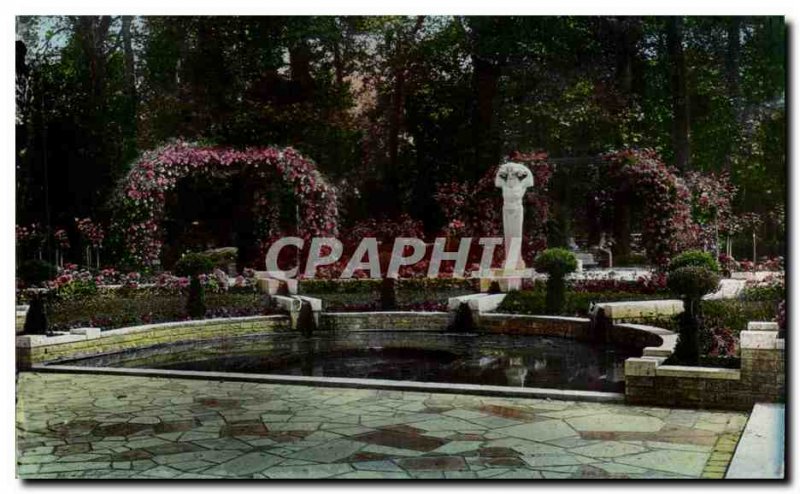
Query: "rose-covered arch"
601 149 696 267
115 141 338 267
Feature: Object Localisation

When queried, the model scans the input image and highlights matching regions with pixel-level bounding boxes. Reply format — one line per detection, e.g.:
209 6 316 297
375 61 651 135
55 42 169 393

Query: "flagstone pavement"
16 372 748 479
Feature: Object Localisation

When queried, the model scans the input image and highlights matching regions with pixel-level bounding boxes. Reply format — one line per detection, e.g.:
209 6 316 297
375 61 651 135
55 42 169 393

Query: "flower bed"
299 278 476 312
48 289 283 332
496 289 672 317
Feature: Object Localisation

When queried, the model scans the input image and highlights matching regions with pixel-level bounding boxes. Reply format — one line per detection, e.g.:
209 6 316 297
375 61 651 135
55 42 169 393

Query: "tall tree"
666 16 690 171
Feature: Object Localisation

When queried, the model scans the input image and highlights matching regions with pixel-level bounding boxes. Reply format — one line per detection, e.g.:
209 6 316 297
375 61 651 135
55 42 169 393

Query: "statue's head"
494 161 534 190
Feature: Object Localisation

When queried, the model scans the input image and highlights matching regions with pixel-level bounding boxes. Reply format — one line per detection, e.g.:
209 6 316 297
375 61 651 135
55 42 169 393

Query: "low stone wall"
625 328 785 410
16 305 28 334
477 313 592 340
16 315 291 368
320 312 450 331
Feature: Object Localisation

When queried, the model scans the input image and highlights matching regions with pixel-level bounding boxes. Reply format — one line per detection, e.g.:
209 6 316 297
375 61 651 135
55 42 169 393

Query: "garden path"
17 372 746 479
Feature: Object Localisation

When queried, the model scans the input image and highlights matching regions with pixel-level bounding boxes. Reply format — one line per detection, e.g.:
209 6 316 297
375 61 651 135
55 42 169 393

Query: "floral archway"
115 141 338 267
600 148 696 266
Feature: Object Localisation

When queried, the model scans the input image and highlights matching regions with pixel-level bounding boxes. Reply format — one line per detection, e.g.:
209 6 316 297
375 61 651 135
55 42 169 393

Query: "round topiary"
18 259 57 286
174 252 215 277
534 248 578 315
667 250 720 274
533 248 579 278
23 293 49 335
186 276 206 318
667 265 721 300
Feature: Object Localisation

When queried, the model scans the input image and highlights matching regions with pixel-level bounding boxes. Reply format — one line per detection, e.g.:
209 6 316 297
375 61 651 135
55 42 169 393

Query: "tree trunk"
472 56 501 180
384 16 425 216
289 40 314 100
666 17 690 171
724 17 742 172
612 188 632 259
122 16 136 102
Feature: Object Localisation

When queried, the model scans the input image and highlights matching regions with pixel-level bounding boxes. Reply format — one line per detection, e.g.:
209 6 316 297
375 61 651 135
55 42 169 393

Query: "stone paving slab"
16 372 748 480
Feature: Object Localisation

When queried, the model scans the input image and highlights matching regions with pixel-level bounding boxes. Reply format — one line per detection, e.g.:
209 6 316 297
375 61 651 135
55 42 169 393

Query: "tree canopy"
16 16 786 267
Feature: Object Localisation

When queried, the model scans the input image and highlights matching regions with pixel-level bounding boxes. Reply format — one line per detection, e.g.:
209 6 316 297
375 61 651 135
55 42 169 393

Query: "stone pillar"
740 327 785 404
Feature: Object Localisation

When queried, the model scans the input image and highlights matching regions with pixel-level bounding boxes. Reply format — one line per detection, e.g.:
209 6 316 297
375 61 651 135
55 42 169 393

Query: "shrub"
667 250 720 274
534 248 578 314
740 283 785 303
614 253 649 267
776 300 786 331
497 289 670 316
174 252 215 277
667 266 721 301
186 276 206 318
201 247 238 270
534 248 579 277
48 288 277 331
380 278 397 310
666 252 723 366
18 260 57 286
23 294 49 335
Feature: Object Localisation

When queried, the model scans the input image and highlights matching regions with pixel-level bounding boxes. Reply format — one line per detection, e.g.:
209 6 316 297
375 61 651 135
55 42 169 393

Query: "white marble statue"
494 161 534 270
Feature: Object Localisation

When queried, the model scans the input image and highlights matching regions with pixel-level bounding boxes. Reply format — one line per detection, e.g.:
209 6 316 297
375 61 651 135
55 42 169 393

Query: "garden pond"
57 331 640 392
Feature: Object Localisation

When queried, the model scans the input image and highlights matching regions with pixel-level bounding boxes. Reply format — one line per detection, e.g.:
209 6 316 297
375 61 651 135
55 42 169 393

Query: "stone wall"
625 329 785 410
477 314 592 340
17 315 291 368
320 312 450 331
740 331 786 404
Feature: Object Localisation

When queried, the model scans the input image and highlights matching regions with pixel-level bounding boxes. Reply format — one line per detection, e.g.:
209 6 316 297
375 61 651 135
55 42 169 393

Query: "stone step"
726 403 785 479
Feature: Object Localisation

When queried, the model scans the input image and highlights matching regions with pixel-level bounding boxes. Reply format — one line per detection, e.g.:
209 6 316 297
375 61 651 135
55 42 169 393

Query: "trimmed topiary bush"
534 248 578 314
186 276 206 318
23 293 49 335
18 259 57 287
667 266 721 301
174 252 215 277
380 278 397 310
175 252 214 318
667 249 720 274
667 251 721 365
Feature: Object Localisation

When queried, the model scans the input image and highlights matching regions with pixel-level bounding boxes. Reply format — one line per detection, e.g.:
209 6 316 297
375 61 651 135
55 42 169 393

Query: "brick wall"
320 312 450 331
625 329 784 410
17 316 291 368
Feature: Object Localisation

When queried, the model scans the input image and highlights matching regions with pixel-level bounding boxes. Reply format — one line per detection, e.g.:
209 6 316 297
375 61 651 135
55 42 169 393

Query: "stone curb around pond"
28 363 625 403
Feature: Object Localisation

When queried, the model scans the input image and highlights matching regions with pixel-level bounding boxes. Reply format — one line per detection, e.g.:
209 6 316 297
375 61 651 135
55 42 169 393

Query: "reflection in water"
60 331 641 392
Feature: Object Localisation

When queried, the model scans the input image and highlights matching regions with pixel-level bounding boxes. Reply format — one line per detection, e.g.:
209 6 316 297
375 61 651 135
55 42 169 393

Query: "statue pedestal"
477 268 532 293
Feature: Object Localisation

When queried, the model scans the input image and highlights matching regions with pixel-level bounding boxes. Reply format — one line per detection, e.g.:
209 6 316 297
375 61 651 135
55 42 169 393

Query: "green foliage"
23 294 49 335
667 251 722 366
298 278 475 311
740 284 785 303
534 248 579 278
702 299 779 335
296 301 317 337
18 260 57 286
48 289 273 331
16 16 786 268
614 253 650 267
186 276 206 318
497 289 670 317
667 266 721 300
54 278 98 300
380 278 397 310
667 250 720 273
200 248 237 270
533 248 578 314
173 252 214 277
